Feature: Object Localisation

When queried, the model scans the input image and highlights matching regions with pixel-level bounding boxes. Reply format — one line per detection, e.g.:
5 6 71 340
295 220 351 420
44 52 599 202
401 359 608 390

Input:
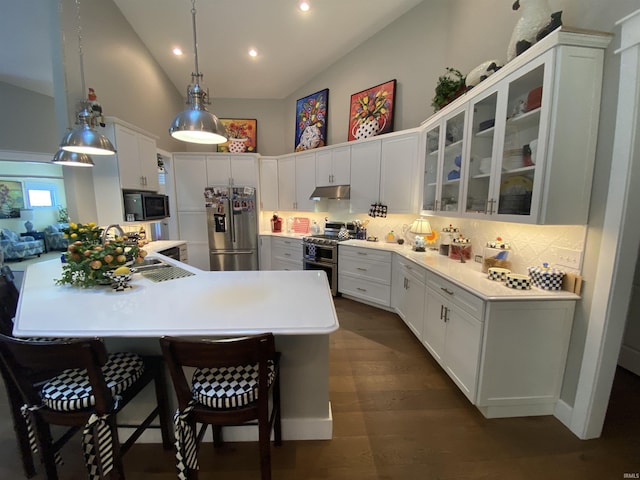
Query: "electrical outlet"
556 247 582 269
475 255 483 264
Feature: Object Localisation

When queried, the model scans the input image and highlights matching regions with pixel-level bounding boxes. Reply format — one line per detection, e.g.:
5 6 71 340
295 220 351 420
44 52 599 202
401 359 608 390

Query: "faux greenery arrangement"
431 67 467 111
56 222 146 288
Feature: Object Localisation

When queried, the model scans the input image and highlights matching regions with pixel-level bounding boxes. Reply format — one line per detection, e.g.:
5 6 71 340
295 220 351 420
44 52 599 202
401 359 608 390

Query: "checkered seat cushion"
40 352 144 411
192 361 275 409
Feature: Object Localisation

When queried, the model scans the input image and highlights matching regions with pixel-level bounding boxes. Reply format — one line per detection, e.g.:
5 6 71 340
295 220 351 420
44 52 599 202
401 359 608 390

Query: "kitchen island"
14 255 339 441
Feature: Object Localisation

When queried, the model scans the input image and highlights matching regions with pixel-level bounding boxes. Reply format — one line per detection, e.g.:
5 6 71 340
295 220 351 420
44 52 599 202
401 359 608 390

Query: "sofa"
43 223 69 251
0 228 45 261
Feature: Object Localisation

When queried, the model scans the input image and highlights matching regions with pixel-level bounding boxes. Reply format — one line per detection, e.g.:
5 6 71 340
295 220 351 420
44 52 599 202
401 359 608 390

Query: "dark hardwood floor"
1 296 638 479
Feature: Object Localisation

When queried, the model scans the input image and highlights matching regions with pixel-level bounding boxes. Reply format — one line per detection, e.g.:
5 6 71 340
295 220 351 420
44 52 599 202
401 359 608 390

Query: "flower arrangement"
297 94 327 133
352 89 391 125
226 121 253 139
56 222 147 288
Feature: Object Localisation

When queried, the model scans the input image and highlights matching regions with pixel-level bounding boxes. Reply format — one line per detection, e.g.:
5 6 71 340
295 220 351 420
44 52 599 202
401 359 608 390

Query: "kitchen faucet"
102 224 125 245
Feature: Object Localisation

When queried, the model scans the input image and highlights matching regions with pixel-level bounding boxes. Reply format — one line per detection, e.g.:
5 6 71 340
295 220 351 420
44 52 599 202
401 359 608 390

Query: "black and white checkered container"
528 264 565 291
505 273 531 290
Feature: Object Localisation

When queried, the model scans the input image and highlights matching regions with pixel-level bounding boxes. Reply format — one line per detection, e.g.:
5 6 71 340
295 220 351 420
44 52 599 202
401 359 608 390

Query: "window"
25 182 58 209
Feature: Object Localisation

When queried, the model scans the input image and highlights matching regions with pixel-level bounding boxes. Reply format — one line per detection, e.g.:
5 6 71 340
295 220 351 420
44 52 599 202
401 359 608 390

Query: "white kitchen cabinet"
205 154 258 187
475 299 575 418
276 153 316 212
424 274 484 402
380 132 421 214
338 245 392 307
295 152 316 211
258 235 272 270
392 255 427 338
173 155 207 212
270 236 302 271
259 157 279 211
277 156 296 211
176 211 209 270
349 131 420 214
420 29 610 224
349 140 381 214
315 145 350 186
100 118 159 192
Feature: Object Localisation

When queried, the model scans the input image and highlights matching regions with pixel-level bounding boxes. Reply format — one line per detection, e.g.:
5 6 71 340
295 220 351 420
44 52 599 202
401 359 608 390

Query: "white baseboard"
118 406 333 443
554 398 573 429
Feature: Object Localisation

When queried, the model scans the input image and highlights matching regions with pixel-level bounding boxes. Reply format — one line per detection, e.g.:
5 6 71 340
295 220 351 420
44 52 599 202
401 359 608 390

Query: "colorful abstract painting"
0 181 24 219
217 119 257 153
295 88 329 152
348 79 396 141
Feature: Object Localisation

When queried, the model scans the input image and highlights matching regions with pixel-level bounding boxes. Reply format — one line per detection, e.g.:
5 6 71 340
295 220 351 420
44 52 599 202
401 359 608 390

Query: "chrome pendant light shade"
60 106 115 155
57 0 115 159
169 0 227 144
52 149 95 167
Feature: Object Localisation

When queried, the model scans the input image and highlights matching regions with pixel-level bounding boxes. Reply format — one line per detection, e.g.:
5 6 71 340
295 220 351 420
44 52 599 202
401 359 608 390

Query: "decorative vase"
298 125 322 150
353 116 386 140
228 138 248 153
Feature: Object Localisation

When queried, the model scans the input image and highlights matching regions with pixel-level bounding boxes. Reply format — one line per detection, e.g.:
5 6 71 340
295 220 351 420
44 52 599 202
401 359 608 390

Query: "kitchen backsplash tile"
261 209 586 275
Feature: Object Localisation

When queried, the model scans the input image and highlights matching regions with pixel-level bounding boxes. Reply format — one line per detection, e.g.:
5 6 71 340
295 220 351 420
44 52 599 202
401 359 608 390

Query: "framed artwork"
295 88 329 152
348 79 396 141
217 119 257 153
0 180 24 219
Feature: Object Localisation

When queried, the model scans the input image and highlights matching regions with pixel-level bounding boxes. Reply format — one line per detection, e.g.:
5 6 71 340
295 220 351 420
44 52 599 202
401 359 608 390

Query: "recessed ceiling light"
172 47 183 56
248 48 258 57
299 1 310 12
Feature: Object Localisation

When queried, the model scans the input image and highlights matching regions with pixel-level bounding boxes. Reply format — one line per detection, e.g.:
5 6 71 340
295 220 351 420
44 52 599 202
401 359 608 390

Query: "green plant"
431 67 466 111
56 205 70 223
56 222 145 287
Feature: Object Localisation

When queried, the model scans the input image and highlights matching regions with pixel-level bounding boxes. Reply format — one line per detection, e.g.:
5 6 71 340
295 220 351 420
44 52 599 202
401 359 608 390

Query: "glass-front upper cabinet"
438 108 467 214
463 89 501 216
422 125 440 212
494 61 546 218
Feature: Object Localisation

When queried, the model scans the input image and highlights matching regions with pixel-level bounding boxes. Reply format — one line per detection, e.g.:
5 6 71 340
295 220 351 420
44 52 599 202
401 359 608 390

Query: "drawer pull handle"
357 252 368 256
441 287 454 295
440 304 444 320
284 253 291 257
357 287 367 292
357 267 367 271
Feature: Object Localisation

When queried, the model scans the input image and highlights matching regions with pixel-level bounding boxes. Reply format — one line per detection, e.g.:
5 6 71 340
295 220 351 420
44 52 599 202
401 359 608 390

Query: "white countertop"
14 256 339 338
140 240 186 253
339 239 580 302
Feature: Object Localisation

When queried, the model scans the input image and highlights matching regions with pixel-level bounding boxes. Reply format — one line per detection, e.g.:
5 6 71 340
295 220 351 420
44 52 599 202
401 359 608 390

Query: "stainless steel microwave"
123 192 170 221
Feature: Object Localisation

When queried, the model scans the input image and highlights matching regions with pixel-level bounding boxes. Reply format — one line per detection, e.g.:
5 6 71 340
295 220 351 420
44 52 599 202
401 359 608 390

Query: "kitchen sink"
134 258 171 272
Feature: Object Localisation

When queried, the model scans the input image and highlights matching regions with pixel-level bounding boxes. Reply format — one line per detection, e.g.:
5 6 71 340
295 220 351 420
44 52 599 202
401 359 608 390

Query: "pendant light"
169 0 227 144
52 149 94 167
59 0 115 156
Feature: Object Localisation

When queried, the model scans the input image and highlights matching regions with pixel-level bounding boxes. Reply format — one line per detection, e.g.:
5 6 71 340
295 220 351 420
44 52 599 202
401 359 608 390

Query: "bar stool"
159 333 282 480
0 334 172 479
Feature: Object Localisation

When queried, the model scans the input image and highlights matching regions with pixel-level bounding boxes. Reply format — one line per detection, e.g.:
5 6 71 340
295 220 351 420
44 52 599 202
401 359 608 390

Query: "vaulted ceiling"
0 0 425 99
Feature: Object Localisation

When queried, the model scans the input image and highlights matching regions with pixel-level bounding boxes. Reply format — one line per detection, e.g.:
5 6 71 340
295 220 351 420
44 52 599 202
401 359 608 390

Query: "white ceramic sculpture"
507 0 553 62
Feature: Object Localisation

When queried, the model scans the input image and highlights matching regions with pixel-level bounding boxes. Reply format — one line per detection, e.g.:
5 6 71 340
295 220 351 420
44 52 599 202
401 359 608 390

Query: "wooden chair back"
159 333 276 410
0 266 19 336
0 334 114 414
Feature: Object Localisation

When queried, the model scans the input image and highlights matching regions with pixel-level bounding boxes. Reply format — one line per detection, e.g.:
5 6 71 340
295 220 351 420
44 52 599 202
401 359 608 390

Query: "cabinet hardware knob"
357 287 367 292
357 252 367 256
440 304 444 320
357 267 367 271
444 307 449 322
441 287 454 295
284 253 290 257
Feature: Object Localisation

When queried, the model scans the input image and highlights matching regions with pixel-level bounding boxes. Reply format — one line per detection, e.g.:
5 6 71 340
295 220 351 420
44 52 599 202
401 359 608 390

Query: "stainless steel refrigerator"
204 186 258 271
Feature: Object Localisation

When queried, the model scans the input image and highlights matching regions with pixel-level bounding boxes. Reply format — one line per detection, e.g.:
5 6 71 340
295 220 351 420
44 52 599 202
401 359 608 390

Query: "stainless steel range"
302 221 356 296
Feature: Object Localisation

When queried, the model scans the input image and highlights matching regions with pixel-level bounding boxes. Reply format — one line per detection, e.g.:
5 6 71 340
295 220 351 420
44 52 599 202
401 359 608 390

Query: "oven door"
303 258 338 296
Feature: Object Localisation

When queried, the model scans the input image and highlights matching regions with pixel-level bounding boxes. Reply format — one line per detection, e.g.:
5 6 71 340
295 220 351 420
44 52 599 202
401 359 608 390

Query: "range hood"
309 185 351 201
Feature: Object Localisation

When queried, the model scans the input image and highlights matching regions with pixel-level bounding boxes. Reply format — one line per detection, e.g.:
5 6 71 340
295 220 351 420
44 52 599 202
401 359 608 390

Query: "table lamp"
21 209 34 233
410 217 432 252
